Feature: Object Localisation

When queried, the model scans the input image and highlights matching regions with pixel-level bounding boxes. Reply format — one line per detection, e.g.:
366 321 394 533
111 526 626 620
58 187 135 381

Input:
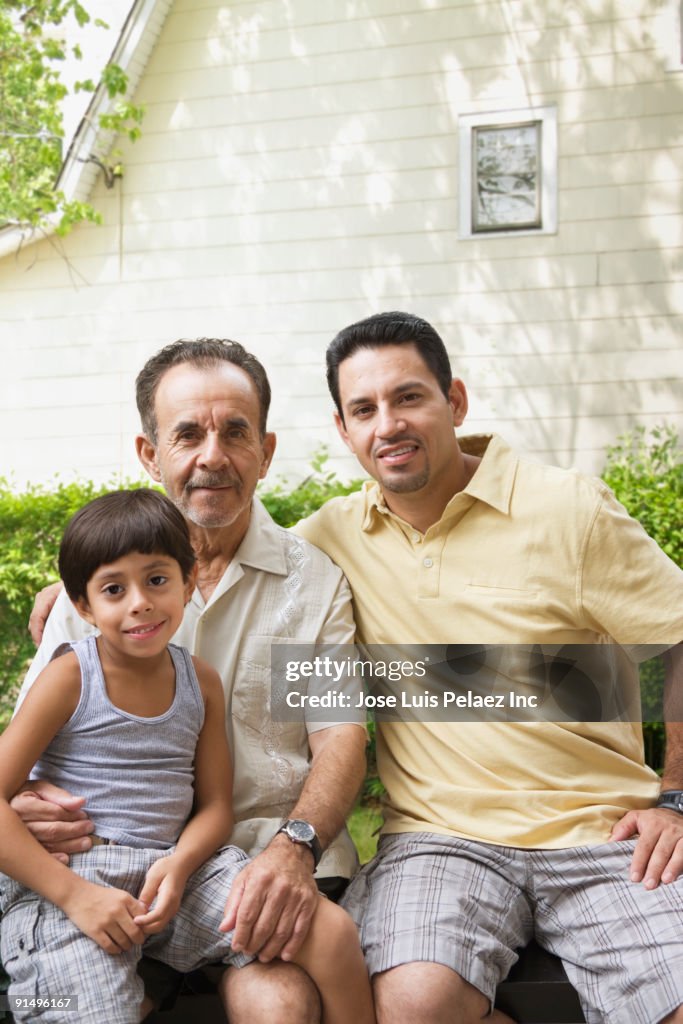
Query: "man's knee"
220 959 321 1024
662 1007 683 1024
374 961 489 1024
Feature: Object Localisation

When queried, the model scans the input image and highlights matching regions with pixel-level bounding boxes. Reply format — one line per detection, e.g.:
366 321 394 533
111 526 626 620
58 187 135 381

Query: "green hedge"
602 424 682 566
0 478 135 721
602 424 682 772
1 428 681 772
0 453 363 723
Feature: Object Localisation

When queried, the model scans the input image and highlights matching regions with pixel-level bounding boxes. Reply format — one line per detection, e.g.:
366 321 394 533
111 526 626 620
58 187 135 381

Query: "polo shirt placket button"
417 553 439 598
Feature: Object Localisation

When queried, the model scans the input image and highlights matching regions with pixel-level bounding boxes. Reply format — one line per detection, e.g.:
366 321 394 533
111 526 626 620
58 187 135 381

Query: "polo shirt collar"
460 434 517 515
361 481 386 530
360 433 517 530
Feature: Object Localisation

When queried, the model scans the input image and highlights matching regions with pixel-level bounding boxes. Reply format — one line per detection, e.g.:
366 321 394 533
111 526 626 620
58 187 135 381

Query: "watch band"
656 790 683 815
276 819 323 868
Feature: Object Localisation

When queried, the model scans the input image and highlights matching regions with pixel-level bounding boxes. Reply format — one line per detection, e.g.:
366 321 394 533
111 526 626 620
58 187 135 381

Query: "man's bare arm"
610 643 683 887
222 723 367 962
661 642 683 789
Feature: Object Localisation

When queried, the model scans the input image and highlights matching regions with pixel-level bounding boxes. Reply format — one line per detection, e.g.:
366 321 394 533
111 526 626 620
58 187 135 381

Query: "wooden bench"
146 941 586 1023
495 941 585 1023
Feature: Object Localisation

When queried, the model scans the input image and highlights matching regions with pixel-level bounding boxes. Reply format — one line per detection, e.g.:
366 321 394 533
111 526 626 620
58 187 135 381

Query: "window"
670 1 683 68
659 1 683 69
458 106 557 238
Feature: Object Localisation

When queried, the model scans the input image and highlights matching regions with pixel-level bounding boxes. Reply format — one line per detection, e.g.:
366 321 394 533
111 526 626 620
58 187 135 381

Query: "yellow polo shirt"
295 435 683 848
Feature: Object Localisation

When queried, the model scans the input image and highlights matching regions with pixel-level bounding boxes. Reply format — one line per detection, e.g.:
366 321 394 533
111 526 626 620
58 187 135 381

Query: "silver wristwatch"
276 819 322 867
656 790 683 815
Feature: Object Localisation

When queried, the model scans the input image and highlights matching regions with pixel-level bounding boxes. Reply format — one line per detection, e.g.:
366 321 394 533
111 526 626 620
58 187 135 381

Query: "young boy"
0 489 374 1024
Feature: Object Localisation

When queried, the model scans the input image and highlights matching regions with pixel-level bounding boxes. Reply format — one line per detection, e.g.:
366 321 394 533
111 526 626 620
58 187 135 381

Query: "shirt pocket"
464 584 539 600
461 583 543 636
233 633 306 730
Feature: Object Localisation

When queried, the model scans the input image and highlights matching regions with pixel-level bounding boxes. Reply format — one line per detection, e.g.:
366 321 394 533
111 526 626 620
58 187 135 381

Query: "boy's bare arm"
14 585 95 856
0 657 147 952
135 658 234 934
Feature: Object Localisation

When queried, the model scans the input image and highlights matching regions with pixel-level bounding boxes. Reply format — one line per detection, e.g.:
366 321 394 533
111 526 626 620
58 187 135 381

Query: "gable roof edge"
0 0 173 260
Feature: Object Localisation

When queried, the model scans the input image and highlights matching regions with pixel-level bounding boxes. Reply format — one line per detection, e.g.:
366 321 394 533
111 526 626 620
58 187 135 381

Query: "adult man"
17 338 367 1023
295 311 683 1024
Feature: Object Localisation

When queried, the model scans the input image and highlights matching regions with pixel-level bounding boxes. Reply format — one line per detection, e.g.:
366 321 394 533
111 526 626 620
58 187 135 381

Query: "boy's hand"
62 880 147 955
133 855 187 935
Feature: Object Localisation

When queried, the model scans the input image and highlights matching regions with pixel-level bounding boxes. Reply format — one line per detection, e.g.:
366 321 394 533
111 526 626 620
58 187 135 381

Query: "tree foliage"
258 449 363 528
0 0 144 236
0 476 129 720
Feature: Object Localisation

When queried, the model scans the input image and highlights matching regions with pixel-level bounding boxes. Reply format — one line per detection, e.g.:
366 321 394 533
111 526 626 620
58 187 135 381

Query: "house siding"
1 0 681 485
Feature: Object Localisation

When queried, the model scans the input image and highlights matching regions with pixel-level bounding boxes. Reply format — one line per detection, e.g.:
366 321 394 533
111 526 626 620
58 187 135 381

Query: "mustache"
185 472 242 491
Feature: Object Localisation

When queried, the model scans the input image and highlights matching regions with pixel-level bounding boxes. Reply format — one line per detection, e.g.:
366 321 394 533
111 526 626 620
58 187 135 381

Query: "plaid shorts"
0 844 252 1024
341 831 683 1024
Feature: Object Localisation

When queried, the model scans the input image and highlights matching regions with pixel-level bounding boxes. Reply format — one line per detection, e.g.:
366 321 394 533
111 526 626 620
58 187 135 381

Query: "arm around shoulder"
28 579 64 646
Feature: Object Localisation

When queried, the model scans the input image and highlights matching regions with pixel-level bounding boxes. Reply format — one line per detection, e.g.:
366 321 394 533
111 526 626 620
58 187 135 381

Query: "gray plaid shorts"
341 831 683 1024
0 844 253 1024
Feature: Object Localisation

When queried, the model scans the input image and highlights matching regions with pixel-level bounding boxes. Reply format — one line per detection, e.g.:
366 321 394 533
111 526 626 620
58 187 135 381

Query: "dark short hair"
135 338 271 441
326 311 453 421
59 489 196 602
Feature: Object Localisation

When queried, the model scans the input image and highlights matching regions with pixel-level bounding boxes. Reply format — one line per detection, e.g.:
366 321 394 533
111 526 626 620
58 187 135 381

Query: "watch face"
287 819 315 842
659 792 683 812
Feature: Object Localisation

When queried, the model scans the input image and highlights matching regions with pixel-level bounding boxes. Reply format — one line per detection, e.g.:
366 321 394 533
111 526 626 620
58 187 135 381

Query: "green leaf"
0 3 144 237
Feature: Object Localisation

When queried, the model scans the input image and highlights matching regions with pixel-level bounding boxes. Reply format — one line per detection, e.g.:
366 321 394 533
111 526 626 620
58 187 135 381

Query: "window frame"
668 0 683 69
458 106 558 239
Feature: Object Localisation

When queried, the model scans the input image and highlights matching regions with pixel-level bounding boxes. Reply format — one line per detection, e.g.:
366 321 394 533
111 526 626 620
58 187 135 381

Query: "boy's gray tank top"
31 635 205 849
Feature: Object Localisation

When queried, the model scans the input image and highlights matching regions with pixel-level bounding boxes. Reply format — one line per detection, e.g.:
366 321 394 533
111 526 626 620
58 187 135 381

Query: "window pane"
473 121 541 232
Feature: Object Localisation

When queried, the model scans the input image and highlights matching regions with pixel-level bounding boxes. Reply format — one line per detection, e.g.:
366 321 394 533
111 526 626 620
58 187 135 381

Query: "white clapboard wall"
1 0 681 486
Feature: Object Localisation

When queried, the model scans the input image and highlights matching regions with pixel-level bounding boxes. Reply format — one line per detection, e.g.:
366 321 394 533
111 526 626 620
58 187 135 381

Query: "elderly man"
295 311 683 1024
17 338 367 1023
